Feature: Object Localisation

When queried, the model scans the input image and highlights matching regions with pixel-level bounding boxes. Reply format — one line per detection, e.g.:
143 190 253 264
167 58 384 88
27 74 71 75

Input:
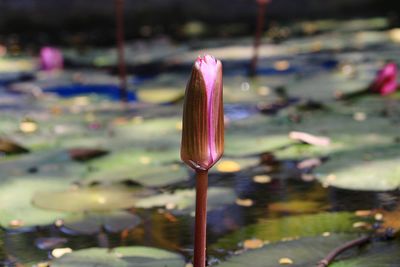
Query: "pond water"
1 20 400 266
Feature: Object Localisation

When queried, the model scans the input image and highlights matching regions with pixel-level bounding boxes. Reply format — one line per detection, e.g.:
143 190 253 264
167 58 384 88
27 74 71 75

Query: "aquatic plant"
181 55 224 267
370 62 398 95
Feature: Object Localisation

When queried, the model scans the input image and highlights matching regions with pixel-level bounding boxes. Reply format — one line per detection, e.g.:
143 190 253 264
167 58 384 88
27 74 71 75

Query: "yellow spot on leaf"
216 160 241 172
355 210 373 217
9 219 24 228
19 120 38 133
353 112 367 121
374 213 383 221
322 232 331 237
353 221 370 229
236 198 254 207
279 257 294 265
139 156 152 165
176 122 183 131
243 239 264 249
274 60 290 71
253 175 271 184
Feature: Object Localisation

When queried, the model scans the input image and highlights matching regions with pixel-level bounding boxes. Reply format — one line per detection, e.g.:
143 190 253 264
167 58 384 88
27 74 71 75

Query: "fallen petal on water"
51 247 73 258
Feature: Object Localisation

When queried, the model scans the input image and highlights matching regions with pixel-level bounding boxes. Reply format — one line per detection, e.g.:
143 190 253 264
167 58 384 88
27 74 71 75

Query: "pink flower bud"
370 63 398 95
181 55 224 171
40 47 64 71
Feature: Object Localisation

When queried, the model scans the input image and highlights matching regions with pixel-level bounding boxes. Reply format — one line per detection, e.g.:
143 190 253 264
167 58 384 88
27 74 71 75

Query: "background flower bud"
181 55 224 171
370 62 398 95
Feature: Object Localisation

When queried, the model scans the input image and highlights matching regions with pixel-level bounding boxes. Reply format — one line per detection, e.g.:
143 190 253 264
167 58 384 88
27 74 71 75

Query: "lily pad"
51 246 185 267
316 144 400 191
32 185 153 212
218 234 396 267
137 88 184 104
268 200 322 214
0 178 69 229
135 187 236 213
0 150 86 180
213 212 360 251
330 240 400 267
59 211 141 235
84 162 189 187
218 234 351 267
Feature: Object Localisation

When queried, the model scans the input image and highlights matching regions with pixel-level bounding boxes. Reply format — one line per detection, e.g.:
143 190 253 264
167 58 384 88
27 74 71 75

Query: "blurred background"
1 0 400 47
1 1 400 267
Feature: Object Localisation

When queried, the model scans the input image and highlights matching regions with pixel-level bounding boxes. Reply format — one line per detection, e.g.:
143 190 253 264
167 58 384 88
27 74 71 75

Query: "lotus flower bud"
370 63 398 95
181 55 224 171
40 47 64 71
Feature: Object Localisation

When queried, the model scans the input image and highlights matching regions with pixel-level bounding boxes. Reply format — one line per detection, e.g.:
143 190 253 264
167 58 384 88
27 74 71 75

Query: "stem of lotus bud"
194 170 208 267
249 0 268 76
114 0 128 103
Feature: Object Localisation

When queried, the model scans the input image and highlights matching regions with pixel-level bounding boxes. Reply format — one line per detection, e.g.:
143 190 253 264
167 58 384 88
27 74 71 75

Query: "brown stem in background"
249 0 268 77
97 228 110 248
194 170 208 267
317 236 370 267
114 0 128 102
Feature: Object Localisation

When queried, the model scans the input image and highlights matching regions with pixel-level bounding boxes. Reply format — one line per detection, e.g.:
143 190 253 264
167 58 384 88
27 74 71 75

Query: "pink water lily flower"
370 62 398 96
40 47 64 71
181 55 224 171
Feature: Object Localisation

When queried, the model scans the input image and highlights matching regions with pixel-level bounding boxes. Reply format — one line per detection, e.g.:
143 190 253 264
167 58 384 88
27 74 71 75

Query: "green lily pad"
331 240 400 267
316 144 400 191
32 185 154 212
268 200 323 214
0 150 86 180
137 88 184 104
217 234 358 267
135 187 236 213
51 246 185 267
84 162 189 187
213 212 360 251
60 211 141 235
0 178 69 229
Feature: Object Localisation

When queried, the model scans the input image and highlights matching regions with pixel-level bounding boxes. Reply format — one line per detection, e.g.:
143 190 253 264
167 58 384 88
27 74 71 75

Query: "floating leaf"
218 234 360 267
135 187 236 213
137 88 184 104
212 212 360 251
316 144 400 191
32 185 153 212
60 211 141 235
268 200 322 214
0 178 69 229
329 240 400 267
51 246 185 267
